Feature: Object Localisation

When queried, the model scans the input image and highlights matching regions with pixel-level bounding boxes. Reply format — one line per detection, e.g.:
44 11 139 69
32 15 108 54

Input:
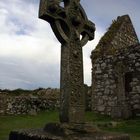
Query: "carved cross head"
39 0 95 46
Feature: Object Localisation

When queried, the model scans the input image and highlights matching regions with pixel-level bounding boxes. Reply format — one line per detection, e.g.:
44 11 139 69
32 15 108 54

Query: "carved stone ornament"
39 0 95 46
39 0 95 124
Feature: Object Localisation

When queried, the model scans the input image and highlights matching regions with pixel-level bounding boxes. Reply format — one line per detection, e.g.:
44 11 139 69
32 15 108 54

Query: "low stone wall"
0 87 92 115
0 88 60 115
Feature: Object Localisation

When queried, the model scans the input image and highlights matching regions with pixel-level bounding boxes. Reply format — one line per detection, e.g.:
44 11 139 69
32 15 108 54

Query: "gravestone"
9 1 130 140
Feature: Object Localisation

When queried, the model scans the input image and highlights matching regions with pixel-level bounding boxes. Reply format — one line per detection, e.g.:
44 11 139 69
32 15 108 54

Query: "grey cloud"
0 57 60 89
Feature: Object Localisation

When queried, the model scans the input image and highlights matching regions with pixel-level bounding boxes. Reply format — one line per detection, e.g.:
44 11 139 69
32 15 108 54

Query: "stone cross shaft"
39 0 95 124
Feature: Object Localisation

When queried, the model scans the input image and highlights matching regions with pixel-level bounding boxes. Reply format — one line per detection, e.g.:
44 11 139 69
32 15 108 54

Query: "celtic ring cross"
39 0 95 124
39 0 95 47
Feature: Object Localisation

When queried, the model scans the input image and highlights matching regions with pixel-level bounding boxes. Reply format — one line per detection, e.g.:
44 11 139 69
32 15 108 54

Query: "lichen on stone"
91 15 139 60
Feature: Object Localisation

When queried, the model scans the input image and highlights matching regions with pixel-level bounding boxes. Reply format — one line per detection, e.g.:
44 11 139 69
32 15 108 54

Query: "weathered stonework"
91 15 140 118
0 89 60 115
39 0 95 124
9 129 130 140
93 15 139 57
0 87 92 115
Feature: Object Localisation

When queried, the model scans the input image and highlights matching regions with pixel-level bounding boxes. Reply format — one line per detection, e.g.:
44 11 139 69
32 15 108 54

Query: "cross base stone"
9 123 130 140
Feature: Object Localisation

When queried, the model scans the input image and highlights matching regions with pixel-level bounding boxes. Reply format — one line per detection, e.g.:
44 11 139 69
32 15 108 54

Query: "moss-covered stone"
91 15 139 60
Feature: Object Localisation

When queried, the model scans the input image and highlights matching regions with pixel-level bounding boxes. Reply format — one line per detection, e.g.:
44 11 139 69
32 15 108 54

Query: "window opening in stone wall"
125 72 133 96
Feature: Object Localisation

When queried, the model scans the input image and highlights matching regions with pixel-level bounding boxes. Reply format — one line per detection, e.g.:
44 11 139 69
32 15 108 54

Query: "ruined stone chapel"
91 15 140 118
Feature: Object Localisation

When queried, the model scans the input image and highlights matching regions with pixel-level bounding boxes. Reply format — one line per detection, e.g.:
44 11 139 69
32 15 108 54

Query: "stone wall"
0 88 60 115
91 44 140 118
92 15 139 60
91 15 140 118
110 15 139 50
0 86 92 115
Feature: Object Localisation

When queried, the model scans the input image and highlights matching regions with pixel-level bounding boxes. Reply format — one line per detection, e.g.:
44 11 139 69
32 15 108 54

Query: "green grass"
86 112 140 140
0 111 140 140
0 111 59 140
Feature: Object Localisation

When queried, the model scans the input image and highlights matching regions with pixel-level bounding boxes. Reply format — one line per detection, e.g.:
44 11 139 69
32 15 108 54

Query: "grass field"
0 111 140 140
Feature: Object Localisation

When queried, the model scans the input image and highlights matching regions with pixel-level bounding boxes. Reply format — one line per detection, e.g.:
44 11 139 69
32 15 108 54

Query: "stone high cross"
39 0 95 124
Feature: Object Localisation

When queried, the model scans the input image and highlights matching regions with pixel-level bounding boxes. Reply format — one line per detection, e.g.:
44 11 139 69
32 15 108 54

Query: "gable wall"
91 45 140 117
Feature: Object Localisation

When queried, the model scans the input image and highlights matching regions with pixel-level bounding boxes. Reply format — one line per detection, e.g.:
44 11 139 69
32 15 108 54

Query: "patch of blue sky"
9 17 35 35
24 0 39 5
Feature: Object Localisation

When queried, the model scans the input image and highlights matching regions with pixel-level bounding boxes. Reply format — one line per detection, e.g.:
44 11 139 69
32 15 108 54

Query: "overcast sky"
0 0 139 89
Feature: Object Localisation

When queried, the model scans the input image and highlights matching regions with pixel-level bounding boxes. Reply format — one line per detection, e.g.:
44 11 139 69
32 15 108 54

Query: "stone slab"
9 127 130 140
